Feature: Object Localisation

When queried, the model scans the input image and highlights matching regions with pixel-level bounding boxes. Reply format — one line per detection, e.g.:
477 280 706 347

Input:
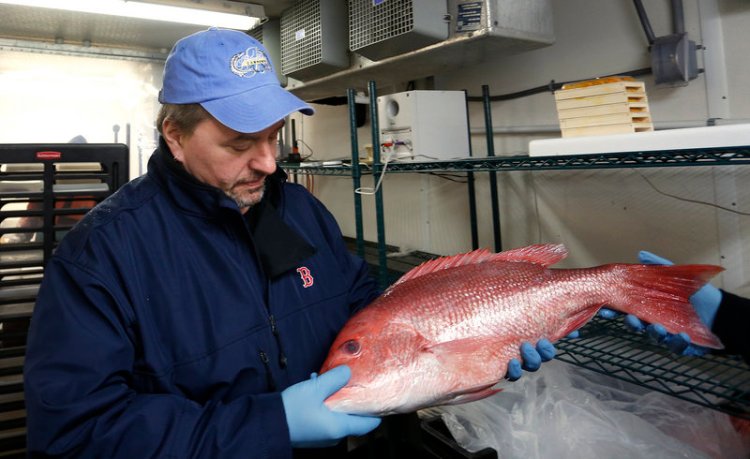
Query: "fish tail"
606 263 724 349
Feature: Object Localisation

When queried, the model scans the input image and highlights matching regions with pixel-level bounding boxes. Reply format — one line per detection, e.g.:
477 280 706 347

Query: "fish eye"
341 339 361 355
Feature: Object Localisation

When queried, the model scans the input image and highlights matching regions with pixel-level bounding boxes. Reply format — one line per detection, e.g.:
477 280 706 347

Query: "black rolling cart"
0 143 129 457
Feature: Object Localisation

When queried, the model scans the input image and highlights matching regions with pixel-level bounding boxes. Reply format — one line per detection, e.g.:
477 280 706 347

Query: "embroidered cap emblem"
230 47 271 78
296 267 314 288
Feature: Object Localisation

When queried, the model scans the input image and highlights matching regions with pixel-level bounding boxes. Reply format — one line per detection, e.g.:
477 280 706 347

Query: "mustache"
234 175 266 187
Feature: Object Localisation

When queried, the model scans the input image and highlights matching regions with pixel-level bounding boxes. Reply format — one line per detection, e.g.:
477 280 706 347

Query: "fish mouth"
331 382 364 392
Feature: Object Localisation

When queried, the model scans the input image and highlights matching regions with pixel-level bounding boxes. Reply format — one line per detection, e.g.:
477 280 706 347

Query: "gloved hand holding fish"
320 243 724 416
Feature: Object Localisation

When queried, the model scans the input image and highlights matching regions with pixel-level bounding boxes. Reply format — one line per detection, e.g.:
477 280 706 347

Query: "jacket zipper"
269 314 288 369
239 211 288 383
259 350 276 392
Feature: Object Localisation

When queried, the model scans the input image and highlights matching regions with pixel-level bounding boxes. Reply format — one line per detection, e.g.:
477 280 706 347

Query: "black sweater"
713 290 750 363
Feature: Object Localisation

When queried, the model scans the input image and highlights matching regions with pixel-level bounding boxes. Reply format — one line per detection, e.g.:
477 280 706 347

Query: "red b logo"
296 267 314 288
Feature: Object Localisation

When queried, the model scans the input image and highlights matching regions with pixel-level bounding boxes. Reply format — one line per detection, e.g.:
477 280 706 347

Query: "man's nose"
250 141 277 175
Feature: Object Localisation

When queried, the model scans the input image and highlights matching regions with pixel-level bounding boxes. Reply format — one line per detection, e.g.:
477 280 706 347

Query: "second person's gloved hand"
624 251 722 356
281 365 381 448
599 251 722 356
505 339 556 381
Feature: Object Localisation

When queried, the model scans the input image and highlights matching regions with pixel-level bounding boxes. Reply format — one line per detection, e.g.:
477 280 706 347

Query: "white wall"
293 0 750 296
0 49 163 178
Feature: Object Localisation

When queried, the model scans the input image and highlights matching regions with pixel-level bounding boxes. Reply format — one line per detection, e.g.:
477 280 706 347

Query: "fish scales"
320 244 724 416
396 263 604 345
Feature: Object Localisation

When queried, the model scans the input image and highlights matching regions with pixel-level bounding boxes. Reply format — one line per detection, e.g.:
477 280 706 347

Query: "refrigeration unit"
348 0 554 62
280 0 349 81
249 18 287 86
348 0 448 61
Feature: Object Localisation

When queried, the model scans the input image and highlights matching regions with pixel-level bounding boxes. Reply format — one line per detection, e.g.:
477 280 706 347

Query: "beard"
226 179 266 210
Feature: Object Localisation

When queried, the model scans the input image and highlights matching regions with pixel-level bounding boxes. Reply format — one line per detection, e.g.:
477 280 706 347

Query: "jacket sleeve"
712 290 750 363
23 257 293 459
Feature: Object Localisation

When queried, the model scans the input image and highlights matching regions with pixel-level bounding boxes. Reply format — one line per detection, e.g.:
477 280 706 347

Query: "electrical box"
348 0 448 61
377 90 470 162
651 33 699 87
280 0 349 81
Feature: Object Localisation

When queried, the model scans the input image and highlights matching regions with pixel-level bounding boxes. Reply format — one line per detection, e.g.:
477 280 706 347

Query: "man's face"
164 115 284 212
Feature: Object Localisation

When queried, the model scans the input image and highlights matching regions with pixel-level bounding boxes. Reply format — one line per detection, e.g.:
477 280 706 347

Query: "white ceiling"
0 1 296 54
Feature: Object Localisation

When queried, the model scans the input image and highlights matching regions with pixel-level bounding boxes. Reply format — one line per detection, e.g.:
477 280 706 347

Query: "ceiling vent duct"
348 0 448 61
280 0 349 81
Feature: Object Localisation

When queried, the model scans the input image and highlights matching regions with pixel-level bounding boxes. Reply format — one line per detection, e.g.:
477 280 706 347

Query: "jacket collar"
149 137 314 278
246 198 315 278
148 137 288 218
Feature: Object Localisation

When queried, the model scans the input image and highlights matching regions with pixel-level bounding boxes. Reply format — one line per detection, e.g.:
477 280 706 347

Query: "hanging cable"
671 0 685 34
632 0 656 45
296 138 315 161
636 171 750 216
465 1 687 103
355 149 392 195
466 67 652 102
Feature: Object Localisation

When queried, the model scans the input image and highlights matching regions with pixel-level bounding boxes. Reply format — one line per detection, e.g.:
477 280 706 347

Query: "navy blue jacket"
24 141 379 458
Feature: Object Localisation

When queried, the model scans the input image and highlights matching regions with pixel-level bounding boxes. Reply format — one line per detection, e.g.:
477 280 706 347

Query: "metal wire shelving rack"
557 317 750 420
283 81 750 421
284 146 750 176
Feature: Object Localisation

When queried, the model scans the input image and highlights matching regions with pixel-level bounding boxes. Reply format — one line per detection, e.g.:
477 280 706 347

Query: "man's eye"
230 142 253 151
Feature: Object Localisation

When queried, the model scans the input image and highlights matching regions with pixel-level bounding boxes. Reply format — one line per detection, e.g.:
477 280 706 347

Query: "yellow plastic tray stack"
554 78 654 138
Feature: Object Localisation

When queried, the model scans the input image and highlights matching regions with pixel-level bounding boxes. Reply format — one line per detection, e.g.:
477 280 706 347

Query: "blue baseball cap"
159 27 314 133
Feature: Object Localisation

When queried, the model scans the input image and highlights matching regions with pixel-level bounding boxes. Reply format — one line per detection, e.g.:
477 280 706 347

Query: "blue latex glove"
602 251 722 356
597 308 618 320
281 365 381 448
506 339 556 381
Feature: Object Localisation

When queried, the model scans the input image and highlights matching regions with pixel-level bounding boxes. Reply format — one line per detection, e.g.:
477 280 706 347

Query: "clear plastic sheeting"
438 360 750 459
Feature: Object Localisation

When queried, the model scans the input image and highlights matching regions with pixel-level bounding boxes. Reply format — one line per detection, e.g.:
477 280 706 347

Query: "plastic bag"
438 360 750 459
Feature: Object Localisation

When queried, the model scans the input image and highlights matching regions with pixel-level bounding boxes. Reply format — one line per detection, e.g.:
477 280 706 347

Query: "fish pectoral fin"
442 386 502 406
560 308 600 338
423 337 500 373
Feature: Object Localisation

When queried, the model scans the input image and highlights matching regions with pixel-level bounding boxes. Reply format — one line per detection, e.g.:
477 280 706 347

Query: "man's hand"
281 366 381 448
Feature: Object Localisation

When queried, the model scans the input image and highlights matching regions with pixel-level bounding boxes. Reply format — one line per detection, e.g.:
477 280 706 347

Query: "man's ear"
162 119 185 162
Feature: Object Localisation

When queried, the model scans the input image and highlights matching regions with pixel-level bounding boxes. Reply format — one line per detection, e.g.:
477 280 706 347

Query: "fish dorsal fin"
392 249 496 287
391 244 568 288
493 243 568 267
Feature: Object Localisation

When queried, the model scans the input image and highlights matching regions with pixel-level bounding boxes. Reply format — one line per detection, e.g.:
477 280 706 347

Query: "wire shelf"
281 146 750 176
282 163 356 176
557 316 750 420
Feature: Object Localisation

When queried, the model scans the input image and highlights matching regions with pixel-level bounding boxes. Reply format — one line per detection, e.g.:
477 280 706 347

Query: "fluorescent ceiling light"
0 0 262 30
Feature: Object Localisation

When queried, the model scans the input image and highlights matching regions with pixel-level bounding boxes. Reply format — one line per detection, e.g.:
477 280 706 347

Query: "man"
24 28 550 458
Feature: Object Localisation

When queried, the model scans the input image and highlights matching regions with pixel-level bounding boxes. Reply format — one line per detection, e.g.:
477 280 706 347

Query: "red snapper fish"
320 244 724 416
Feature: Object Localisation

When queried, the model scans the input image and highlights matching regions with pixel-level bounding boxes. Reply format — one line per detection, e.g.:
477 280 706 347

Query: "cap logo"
230 47 271 78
